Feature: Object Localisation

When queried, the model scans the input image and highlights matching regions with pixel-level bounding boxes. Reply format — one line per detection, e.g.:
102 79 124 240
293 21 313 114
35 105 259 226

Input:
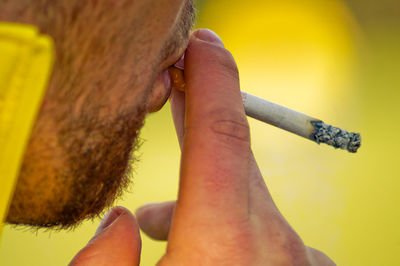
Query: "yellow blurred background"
1 0 400 265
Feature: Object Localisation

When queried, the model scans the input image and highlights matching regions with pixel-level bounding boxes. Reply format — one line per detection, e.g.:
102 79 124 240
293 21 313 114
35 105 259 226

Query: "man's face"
3 0 195 228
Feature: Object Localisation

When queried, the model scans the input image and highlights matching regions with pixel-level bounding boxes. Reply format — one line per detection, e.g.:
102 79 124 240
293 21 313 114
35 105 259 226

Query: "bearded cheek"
7 121 72 226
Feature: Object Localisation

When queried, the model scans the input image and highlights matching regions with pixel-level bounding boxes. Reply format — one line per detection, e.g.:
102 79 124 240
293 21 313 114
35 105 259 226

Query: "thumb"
69 207 142 266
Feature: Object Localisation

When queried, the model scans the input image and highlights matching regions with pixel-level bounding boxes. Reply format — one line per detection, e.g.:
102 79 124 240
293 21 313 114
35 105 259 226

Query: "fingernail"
194 29 224 47
95 207 125 235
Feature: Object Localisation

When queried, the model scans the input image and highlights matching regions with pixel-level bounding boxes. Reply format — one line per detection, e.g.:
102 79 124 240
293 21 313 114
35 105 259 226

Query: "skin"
1 1 335 265
71 30 336 265
1 0 195 228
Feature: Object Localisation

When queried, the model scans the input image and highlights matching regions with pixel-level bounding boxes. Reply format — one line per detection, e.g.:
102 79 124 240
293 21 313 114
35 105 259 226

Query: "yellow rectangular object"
0 23 54 235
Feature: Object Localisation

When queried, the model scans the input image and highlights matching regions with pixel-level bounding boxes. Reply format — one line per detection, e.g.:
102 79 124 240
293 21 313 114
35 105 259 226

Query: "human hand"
70 29 335 266
137 29 336 265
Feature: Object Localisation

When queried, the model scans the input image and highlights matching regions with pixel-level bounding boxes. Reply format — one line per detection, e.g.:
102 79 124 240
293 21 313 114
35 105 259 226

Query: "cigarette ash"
310 121 361 153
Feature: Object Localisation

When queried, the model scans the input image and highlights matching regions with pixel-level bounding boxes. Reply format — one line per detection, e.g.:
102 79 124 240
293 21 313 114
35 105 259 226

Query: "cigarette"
241 93 361 153
168 66 361 153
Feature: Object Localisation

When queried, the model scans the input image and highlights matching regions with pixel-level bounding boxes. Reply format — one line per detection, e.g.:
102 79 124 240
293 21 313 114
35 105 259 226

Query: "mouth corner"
174 54 185 69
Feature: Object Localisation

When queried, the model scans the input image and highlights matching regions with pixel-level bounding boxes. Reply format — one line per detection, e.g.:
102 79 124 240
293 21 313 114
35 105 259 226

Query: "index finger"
175 29 251 224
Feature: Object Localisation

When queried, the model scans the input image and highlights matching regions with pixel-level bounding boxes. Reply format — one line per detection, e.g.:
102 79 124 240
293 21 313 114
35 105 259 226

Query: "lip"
173 54 185 69
148 49 187 112
159 41 188 71
148 69 172 113
148 36 188 112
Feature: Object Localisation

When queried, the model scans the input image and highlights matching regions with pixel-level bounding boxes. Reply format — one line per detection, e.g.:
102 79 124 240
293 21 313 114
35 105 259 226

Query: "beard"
5 0 195 229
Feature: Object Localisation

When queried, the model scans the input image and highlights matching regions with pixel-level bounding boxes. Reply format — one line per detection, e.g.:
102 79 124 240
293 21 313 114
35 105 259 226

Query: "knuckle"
208 108 250 145
271 231 310 265
212 47 240 81
282 235 308 262
308 247 336 266
192 40 239 81
257 216 311 264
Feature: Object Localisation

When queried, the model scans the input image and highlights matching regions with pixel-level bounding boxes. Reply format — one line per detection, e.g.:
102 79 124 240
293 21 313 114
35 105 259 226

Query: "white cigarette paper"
241 92 361 153
167 66 361 153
